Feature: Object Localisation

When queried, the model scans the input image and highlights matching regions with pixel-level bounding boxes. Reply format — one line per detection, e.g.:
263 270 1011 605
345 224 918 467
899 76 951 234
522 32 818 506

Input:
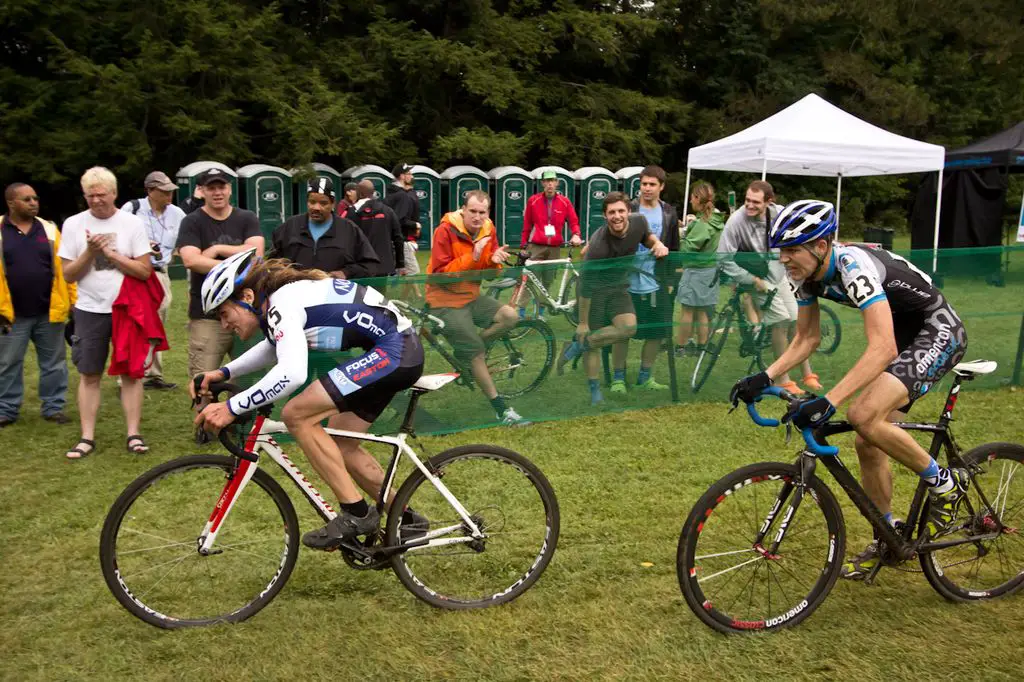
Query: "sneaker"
42 412 71 425
302 507 381 550
144 377 177 390
556 340 583 375
839 541 881 580
926 468 970 537
398 508 430 542
609 379 627 394
500 407 531 427
637 377 668 391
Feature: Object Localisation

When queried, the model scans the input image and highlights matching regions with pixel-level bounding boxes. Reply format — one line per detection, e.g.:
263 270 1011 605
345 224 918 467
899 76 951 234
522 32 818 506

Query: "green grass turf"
2 262 1024 679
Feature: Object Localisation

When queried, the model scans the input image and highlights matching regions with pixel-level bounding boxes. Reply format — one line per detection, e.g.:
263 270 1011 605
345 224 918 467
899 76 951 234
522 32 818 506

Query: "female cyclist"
191 248 425 550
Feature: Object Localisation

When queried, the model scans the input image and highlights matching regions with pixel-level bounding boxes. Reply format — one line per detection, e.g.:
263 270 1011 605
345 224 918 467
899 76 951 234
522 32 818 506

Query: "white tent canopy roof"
687 94 944 177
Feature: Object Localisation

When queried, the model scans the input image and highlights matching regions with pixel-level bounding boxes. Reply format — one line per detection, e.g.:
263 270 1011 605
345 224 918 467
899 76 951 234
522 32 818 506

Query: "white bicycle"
487 244 581 334
99 375 560 628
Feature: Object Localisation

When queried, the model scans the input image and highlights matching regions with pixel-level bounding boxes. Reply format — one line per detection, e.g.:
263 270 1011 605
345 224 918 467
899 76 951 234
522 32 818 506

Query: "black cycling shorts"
886 304 967 408
320 331 425 423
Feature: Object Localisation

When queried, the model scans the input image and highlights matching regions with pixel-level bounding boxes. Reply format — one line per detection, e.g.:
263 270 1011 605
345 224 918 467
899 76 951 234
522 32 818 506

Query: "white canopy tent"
682 94 946 268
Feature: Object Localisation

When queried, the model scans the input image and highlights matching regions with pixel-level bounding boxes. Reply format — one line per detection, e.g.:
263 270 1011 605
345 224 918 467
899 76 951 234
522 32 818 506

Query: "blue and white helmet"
768 200 838 249
201 247 258 314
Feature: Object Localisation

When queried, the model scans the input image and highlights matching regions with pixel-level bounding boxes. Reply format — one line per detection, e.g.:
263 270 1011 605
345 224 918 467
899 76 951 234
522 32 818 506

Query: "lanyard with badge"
543 197 556 238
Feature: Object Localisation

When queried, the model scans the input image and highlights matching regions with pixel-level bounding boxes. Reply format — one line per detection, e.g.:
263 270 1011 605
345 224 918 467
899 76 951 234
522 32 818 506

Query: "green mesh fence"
226 245 1024 438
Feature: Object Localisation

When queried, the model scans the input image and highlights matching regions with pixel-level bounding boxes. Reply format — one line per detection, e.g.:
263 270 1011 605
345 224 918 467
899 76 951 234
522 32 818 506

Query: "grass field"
3 264 1024 680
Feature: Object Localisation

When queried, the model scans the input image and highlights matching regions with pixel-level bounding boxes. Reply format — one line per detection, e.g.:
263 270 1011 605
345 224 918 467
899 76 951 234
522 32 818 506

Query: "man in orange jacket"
426 190 527 426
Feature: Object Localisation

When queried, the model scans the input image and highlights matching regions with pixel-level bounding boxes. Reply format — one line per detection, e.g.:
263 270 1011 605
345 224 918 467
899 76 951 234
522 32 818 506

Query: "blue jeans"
0 315 68 420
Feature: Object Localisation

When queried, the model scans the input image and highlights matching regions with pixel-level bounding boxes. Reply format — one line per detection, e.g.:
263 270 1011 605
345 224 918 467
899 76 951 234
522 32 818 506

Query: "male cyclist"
729 200 969 580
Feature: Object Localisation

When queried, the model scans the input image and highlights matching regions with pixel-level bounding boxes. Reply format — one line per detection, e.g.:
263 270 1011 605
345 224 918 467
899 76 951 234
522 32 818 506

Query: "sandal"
776 381 806 397
802 373 823 392
126 434 150 455
66 439 96 460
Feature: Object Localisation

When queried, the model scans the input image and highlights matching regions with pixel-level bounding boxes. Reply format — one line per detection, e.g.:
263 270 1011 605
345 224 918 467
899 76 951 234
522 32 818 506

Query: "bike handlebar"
745 386 839 457
191 376 259 462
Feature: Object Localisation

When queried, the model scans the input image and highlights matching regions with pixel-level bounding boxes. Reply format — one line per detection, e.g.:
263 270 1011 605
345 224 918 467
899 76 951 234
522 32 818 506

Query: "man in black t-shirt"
556 192 668 405
175 168 263 435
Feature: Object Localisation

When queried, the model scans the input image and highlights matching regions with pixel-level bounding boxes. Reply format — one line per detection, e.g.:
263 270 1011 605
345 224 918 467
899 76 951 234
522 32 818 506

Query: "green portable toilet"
574 167 616 240
532 165 575 201
291 162 343 216
236 164 293 242
488 166 531 248
440 165 489 213
616 166 644 200
342 165 393 199
175 161 238 207
411 165 441 249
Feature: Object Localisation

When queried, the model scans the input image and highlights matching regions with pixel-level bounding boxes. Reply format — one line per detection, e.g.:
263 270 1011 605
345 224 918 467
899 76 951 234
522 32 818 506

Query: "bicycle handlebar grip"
746 401 780 427
800 428 840 457
219 428 259 462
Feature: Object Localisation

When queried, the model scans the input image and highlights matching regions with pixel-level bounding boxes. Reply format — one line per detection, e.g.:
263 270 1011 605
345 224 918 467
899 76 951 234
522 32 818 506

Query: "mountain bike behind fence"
487 244 581 336
100 376 560 628
677 360 1023 634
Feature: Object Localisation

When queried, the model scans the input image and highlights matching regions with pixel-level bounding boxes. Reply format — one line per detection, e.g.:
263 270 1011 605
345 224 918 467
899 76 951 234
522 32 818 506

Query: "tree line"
2 0 1022 227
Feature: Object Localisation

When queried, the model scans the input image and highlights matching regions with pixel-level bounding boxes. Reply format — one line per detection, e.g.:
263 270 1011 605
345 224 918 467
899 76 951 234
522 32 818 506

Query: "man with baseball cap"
519 169 583 317
176 167 263 441
119 171 187 389
384 162 424 297
271 176 381 278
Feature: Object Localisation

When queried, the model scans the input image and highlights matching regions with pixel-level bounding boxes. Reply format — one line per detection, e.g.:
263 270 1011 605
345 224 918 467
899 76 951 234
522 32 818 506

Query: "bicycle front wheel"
99 455 300 628
815 304 842 355
386 445 560 609
691 306 733 394
919 442 1024 601
677 462 845 634
486 319 555 398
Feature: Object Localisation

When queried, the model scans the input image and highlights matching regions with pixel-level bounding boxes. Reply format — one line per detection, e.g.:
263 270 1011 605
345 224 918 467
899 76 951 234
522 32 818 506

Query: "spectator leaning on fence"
557 191 669 405
59 166 154 458
349 180 404 276
519 170 583 318
717 180 820 395
426 190 528 426
176 168 264 442
676 181 725 356
271 177 381 278
0 183 75 428
624 164 680 391
120 171 185 390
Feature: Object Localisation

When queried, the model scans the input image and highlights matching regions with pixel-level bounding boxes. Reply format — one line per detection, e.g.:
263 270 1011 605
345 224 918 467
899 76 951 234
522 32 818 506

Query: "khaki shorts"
402 242 420 275
755 282 798 327
187 318 235 379
433 296 503 362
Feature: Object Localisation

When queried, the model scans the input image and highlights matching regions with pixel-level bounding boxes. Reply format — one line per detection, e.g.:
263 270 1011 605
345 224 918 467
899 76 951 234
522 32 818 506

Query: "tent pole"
761 156 767 181
681 167 692 224
835 172 842 231
932 168 943 272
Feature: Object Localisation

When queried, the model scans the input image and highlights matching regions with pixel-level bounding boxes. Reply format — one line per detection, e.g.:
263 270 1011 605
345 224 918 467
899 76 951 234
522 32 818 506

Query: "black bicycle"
677 360 1023 634
393 300 555 399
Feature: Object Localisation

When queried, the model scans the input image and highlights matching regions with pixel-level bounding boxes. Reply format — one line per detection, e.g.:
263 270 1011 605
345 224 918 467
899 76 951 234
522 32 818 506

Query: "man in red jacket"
519 170 583 318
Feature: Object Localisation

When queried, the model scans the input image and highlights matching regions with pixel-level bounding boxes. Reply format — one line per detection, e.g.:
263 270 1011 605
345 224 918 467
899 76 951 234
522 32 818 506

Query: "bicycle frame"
509 257 577 313
198 409 486 559
755 377 1004 564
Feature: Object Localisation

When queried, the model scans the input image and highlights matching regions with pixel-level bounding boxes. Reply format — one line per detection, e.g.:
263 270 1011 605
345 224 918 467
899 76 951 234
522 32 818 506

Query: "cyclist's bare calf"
583 312 636 379
847 372 933 480
479 305 518 342
281 382 364 505
327 412 398 506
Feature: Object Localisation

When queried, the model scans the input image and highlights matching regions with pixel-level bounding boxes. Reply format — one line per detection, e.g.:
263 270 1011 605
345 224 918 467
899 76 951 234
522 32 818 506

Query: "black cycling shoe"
398 508 430 542
303 507 381 551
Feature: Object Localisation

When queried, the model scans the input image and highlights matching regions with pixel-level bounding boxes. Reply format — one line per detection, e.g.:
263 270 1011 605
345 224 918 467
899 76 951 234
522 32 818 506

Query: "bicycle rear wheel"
563 273 580 326
486 318 555 398
99 455 300 628
919 442 1024 601
691 306 733 394
677 462 845 634
386 444 560 609
815 304 842 355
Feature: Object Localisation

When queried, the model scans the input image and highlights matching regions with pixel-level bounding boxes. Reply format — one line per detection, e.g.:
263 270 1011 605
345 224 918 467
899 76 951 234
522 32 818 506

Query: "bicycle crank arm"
917 531 1001 553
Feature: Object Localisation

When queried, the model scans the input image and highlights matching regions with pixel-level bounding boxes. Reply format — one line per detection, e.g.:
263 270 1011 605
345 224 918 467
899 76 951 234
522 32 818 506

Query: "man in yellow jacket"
0 183 76 427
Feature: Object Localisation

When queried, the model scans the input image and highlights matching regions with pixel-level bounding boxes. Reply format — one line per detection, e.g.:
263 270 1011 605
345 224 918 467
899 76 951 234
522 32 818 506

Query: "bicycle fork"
752 455 819 559
197 455 260 556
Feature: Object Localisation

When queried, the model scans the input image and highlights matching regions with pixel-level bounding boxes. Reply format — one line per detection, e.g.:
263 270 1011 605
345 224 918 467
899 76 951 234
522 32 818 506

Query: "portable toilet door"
175 161 238 207
488 166 532 248
410 165 441 250
574 167 616 241
616 166 644 201
440 165 489 213
342 165 394 199
236 164 293 242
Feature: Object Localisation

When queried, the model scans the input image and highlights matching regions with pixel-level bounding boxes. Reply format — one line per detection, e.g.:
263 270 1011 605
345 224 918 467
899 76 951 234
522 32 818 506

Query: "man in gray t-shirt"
717 180 818 393
557 192 668 405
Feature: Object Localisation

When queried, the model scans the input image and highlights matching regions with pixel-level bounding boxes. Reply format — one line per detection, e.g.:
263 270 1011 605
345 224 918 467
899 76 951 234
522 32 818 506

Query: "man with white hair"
58 166 154 459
